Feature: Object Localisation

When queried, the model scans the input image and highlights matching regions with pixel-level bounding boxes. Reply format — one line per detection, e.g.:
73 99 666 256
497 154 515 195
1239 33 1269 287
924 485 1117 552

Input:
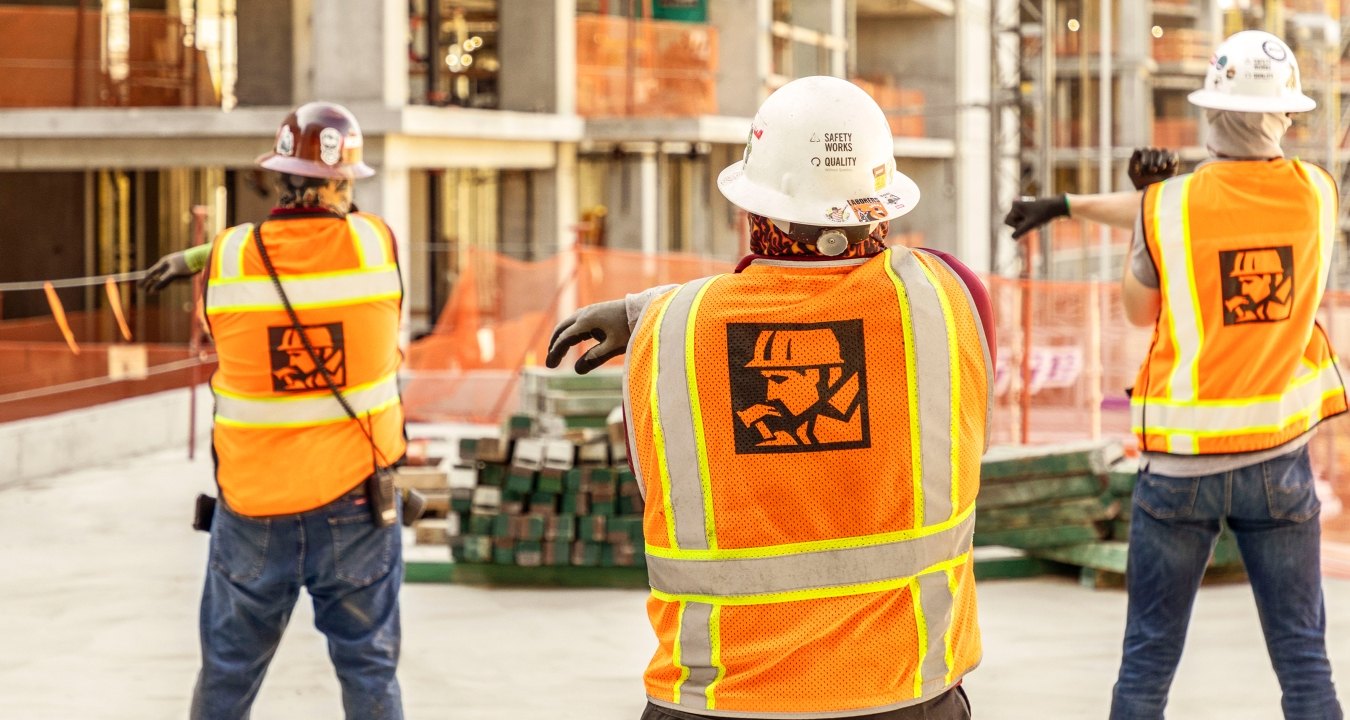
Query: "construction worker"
1004 30 1347 719
548 76 995 720
140 101 408 719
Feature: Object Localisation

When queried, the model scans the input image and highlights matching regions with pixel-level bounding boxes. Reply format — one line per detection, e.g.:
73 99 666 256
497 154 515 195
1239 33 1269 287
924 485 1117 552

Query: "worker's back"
205 211 405 516
1134 159 1346 454
626 247 991 717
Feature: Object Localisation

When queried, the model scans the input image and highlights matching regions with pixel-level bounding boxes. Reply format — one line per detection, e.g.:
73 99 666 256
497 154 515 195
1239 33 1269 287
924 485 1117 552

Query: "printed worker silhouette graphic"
1224 248 1293 324
272 325 346 390
736 328 865 447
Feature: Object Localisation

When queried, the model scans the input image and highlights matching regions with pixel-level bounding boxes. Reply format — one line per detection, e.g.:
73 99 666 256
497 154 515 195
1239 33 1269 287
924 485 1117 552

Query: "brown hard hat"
1230 249 1284 277
256 101 375 180
745 329 844 368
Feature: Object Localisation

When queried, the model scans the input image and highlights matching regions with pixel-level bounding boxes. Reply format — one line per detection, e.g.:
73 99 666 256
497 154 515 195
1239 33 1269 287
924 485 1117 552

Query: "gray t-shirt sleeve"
625 284 680 331
1130 212 1160 289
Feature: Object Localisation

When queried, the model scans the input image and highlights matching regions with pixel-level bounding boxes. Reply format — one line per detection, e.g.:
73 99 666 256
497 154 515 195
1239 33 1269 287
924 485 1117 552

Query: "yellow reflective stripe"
911 577 928 699
214 224 253 280
1304 162 1337 300
684 278 720 551
348 214 392 268
1155 176 1203 401
649 294 680 550
1131 360 1341 407
944 567 957 684
706 605 725 710
1132 388 1342 438
649 552 972 607
213 372 400 428
915 258 961 519
211 264 400 285
646 502 974 562
671 600 689 705
205 267 402 314
883 250 925 528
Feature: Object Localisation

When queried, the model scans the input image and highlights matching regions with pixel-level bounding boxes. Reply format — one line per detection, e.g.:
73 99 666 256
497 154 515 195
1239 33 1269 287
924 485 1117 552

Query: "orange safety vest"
626 249 992 717
1134 159 1348 454
204 212 406 516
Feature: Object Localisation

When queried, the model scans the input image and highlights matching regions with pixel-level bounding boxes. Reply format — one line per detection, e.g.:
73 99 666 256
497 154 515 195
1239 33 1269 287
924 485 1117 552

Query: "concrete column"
499 0 576 114
639 150 658 255
234 0 294 106
954 0 993 273
793 0 847 77
308 0 408 106
711 0 772 116
1117 0 1151 165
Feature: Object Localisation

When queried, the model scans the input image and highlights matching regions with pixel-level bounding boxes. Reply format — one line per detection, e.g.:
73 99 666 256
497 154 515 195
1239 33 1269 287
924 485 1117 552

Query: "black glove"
139 250 194 293
1003 195 1069 239
545 298 630 375
1128 147 1179 190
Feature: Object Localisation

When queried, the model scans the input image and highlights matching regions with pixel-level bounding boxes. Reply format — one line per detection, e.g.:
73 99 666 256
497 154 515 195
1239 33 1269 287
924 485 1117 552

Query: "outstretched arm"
139 242 213 293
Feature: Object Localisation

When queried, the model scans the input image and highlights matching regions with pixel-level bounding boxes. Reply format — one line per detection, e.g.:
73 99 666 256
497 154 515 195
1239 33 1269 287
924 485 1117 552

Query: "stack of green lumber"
975 441 1124 552
449 431 647 570
519 368 625 429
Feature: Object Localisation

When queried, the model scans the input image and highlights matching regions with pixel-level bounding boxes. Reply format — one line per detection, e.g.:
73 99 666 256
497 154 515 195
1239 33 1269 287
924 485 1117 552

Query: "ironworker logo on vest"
268 323 347 391
1219 246 1294 325
727 320 870 454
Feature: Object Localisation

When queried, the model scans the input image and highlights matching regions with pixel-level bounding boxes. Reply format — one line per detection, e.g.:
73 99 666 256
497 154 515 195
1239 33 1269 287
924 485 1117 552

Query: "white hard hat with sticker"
1189 31 1315 113
716 76 920 227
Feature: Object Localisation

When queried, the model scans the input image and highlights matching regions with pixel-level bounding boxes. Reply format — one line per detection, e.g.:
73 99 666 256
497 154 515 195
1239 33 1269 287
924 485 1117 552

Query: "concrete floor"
4 447 1350 719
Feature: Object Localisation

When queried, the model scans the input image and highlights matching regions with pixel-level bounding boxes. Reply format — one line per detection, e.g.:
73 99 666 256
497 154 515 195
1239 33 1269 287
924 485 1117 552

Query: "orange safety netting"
402 246 732 423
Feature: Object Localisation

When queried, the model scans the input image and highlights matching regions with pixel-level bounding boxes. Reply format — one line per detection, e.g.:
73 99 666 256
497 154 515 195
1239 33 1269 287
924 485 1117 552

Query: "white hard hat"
1188 31 1315 113
717 76 920 227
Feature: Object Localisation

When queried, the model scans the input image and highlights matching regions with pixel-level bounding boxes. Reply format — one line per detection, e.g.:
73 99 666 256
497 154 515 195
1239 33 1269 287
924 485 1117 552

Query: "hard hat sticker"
847 197 889 222
1219 246 1294 325
726 320 870 454
277 125 295 156
269 323 348 390
319 127 343 166
1262 40 1287 62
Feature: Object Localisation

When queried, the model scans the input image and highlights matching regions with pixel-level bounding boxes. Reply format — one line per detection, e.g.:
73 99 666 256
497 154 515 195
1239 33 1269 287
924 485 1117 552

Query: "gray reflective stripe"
623 295 659 502
217 224 253 280
676 602 718 709
1153 177 1202 402
656 277 717 550
205 268 401 312
647 513 975 598
915 571 954 696
1304 164 1337 299
215 374 400 426
923 252 994 452
1130 363 1345 434
889 248 955 525
348 214 391 267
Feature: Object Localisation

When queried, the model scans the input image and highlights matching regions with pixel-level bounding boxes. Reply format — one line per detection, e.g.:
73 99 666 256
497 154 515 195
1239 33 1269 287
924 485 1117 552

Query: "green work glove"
1003 195 1070 239
1128 147 1179 190
546 299 629 375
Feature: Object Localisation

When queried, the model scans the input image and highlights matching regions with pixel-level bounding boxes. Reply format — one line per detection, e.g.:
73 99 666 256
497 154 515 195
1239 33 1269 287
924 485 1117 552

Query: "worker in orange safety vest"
548 76 996 720
1004 30 1347 720
141 101 409 720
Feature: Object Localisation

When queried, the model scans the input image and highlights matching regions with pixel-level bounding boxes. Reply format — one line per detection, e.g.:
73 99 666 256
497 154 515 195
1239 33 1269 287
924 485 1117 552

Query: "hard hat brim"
1187 89 1317 113
256 152 377 180
717 161 921 227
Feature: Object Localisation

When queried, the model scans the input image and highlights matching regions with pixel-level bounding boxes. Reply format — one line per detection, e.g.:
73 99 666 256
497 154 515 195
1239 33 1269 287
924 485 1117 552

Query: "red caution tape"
105 278 133 342
43 281 80 355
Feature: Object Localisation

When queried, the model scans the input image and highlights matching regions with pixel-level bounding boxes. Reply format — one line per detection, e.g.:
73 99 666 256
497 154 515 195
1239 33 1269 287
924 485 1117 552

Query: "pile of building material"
444 420 646 570
518 368 624 429
975 441 1244 587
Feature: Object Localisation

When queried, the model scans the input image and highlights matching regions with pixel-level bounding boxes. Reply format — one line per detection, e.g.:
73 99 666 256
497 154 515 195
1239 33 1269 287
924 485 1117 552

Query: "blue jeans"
1110 445 1342 719
190 490 403 720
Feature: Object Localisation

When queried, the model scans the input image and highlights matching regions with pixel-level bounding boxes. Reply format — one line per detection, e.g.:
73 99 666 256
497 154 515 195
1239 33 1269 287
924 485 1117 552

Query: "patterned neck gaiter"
748 213 889 259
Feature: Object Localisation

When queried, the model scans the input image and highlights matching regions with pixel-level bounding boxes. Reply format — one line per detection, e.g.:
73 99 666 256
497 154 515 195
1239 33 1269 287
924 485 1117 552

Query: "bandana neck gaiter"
748 213 889 259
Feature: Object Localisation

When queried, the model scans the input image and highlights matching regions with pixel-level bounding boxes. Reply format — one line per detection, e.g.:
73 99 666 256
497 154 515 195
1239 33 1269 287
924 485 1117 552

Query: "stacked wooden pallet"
519 368 625 429
447 423 647 569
